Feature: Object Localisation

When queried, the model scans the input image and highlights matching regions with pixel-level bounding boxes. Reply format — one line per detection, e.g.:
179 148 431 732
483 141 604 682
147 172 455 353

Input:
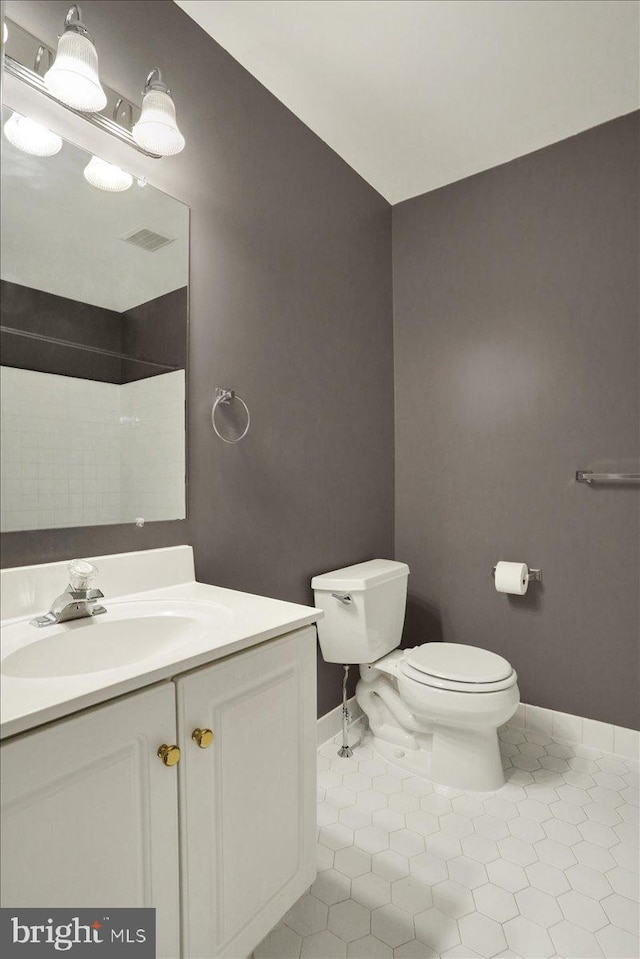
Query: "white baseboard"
504 702 639 761
317 696 364 747
317 696 639 762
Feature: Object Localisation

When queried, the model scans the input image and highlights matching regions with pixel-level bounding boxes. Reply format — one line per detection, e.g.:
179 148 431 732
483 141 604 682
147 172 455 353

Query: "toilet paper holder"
491 565 542 583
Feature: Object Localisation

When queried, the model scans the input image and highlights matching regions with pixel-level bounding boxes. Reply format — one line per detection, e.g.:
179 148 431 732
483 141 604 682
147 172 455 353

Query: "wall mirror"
0 106 189 532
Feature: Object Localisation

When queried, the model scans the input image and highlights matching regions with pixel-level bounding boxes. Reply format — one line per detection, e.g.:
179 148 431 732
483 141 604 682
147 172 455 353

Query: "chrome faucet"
30 560 107 628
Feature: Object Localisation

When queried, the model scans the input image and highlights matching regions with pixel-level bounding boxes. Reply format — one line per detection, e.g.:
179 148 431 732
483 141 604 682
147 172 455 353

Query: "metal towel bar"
576 471 640 485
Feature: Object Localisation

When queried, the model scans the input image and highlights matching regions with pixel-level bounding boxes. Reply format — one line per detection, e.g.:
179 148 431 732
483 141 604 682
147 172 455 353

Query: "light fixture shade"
83 156 133 192
3 112 63 156
44 29 107 112
132 88 185 156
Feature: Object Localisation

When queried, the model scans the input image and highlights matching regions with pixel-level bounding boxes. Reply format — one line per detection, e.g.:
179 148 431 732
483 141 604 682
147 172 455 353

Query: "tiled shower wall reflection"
120 372 186 524
0 367 185 531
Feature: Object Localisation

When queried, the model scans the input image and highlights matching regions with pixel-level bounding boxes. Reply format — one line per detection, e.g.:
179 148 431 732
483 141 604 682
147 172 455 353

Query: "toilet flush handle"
331 592 353 605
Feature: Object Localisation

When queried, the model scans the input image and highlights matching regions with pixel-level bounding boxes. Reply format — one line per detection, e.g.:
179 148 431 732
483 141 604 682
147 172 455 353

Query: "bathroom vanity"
0 547 320 959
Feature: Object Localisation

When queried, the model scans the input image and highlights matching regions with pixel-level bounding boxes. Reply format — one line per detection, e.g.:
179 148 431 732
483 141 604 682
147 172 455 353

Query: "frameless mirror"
1 106 189 532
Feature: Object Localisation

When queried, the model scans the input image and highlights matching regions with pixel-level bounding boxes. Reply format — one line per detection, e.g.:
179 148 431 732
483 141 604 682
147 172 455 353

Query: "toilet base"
367 725 506 793
430 723 506 792
368 731 433 779
356 667 518 793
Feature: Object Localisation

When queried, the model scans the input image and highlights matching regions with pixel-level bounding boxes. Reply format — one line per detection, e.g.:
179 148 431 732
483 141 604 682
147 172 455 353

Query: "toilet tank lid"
311 559 409 592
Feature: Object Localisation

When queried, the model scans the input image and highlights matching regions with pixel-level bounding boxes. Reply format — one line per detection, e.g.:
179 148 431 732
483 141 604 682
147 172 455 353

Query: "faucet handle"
68 559 98 591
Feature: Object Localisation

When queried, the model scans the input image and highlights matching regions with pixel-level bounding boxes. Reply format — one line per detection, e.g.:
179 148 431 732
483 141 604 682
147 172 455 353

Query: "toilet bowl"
312 560 520 792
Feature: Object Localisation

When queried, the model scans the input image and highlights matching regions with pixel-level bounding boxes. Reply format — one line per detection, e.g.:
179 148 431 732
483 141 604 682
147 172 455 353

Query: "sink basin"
1 599 232 679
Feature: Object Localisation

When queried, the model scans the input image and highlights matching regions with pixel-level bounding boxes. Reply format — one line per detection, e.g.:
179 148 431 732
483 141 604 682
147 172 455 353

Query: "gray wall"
3 2 637 728
1 0 395 718
393 113 639 730
1 280 186 382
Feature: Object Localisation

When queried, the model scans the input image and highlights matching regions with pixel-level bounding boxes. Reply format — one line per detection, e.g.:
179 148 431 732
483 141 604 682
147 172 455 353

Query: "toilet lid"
400 661 517 693
406 643 513 684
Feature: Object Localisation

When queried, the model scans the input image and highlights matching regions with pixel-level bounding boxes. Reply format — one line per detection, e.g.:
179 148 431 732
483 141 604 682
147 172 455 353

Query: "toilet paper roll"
494 561 529 595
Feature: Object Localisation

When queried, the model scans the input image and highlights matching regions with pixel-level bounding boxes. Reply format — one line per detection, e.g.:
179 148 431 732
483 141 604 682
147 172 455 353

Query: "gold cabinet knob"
157 744 181 766
192 727 214 749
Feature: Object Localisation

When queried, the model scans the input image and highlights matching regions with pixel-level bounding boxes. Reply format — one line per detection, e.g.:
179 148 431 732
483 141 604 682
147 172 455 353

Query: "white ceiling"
1 113 189 312
175 0 640 204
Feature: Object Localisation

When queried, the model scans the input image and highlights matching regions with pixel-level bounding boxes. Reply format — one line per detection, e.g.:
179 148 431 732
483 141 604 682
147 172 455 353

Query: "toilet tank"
311 560 409 664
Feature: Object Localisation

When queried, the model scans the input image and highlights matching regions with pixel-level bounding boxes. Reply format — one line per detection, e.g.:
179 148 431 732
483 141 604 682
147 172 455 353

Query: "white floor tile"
390 876 433 916
607 866 639 901
371 903 415 947
503 916 554 958
405 856 447 894
584 802 624 826
394 940 438 958
341 806 375 831
414 907 461 952
390 829 426 859
548 920 604 958
335 846 374 879
462 834 501 864
272 724 639 959
328 900 371 942
311 868 352 905
486 859 528 893
473 884 518 923
373 850 411 882
426 833 464 861
405 810 439 837
286 894 330 937
347 934 393 958
356 826 391 855
301 929 347 958
573 840 616 872
351 874 392 910
525 860 571 896
601 892 640 934
374 807 408 833
497 836 538 866
515 887 563 927
563 864 613 901
558 890 608 932
459 912 507 958
255 923 303 959
448 856 490 889
432 879 476 919
596 923 640 959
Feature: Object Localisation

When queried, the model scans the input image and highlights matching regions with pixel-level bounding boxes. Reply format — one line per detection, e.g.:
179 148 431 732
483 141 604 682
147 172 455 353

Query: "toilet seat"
400 642 517 693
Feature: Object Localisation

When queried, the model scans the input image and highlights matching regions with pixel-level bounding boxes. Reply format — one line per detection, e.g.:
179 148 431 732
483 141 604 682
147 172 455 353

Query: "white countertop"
1 549 321 740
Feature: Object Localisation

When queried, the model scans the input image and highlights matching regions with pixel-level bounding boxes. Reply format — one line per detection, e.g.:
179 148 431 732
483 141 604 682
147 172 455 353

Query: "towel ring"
211 388 250 444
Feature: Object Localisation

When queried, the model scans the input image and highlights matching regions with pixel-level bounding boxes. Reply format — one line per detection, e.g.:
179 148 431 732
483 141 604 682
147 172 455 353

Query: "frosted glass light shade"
132 89 185 156
3 113 63 156
83 156 133 192
44 30 107 112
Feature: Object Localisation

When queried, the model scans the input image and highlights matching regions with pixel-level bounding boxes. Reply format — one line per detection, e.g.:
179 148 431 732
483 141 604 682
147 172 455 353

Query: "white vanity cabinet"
0 683 182 957
0 626 317 959
177 626 317 959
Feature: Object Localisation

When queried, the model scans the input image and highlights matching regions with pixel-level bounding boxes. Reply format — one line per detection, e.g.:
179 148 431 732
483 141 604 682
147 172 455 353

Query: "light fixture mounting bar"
3 53 161 159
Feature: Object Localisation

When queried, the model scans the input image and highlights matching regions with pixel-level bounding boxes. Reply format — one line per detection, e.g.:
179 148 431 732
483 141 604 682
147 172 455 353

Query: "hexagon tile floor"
254 723 639 959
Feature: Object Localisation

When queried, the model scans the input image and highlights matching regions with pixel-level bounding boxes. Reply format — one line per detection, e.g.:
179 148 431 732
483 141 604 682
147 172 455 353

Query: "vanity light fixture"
83 155 133 192
44 4 107 113
132 69 185 156
3 112 63 157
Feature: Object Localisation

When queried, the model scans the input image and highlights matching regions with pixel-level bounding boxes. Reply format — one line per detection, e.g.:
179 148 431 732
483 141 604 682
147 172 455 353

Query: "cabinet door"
1 684 180 959
177 626 317 959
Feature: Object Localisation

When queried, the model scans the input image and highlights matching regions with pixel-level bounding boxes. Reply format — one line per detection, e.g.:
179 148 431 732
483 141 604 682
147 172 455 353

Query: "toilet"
312 559 519 792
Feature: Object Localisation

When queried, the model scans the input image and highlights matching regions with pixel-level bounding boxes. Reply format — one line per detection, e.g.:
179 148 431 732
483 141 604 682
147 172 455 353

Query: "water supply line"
337 664 353 758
